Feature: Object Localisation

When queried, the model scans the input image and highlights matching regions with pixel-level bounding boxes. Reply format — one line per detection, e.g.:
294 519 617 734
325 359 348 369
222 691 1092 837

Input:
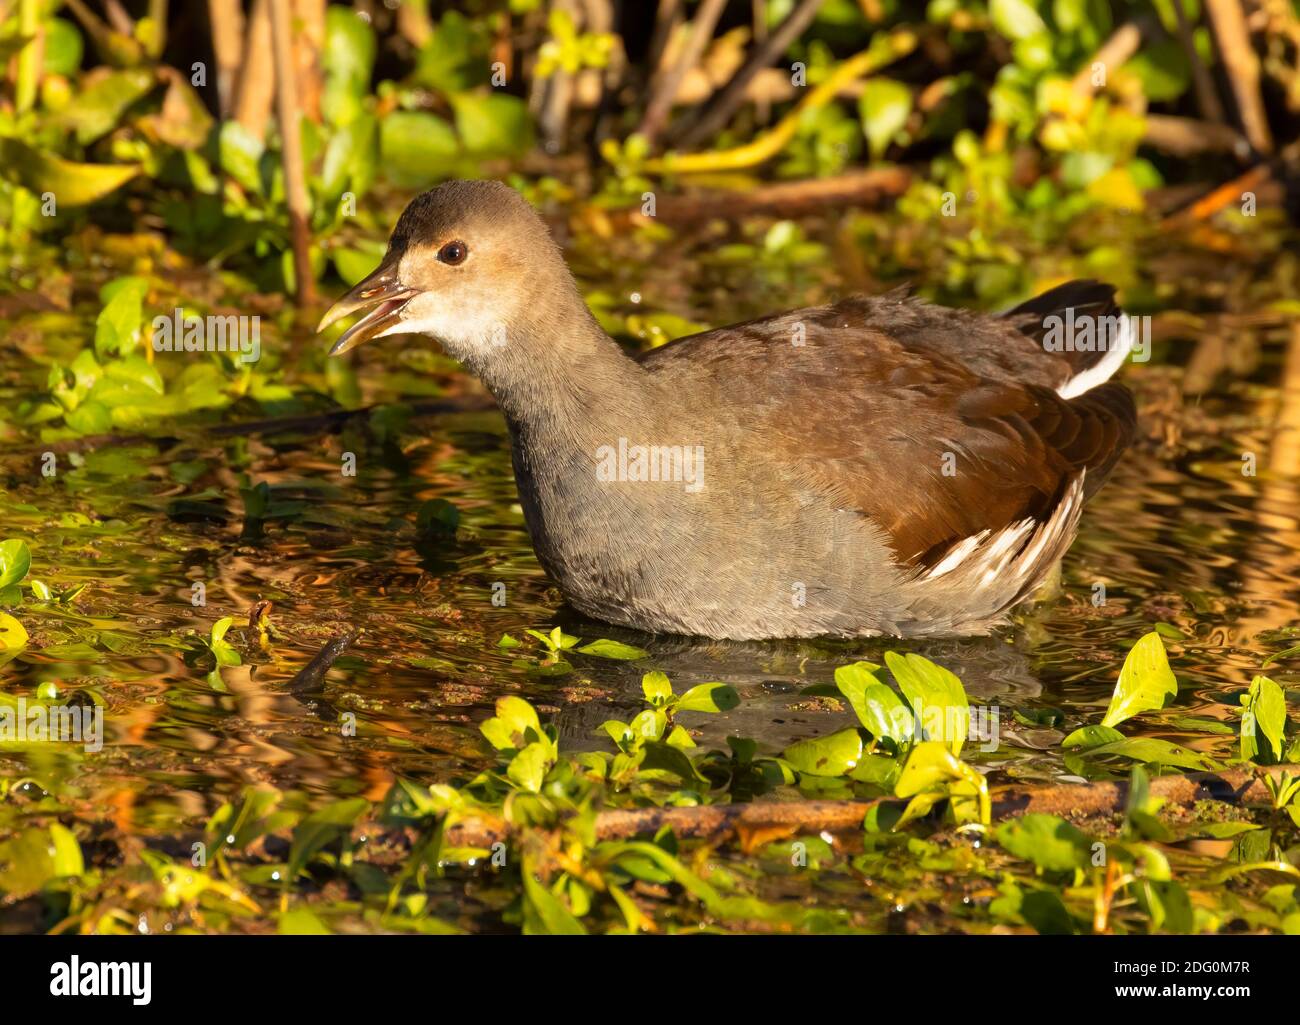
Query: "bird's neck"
466 291 651 449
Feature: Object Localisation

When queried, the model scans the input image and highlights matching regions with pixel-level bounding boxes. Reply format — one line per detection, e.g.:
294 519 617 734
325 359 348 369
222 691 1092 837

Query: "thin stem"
637 0 728 148
674 0 828 149
269 0 318 307
15 0 41 114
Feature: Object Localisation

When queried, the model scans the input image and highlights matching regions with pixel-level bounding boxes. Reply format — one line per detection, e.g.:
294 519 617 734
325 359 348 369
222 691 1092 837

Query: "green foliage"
1101 631 1178 728
1241 675 1288 764
1060 633 1205 774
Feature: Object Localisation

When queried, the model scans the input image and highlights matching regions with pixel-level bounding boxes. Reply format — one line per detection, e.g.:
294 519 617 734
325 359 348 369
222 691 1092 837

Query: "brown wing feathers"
642 283 1135 573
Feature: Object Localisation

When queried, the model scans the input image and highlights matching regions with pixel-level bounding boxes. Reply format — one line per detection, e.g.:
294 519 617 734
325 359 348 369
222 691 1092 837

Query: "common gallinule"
320 180 1136 640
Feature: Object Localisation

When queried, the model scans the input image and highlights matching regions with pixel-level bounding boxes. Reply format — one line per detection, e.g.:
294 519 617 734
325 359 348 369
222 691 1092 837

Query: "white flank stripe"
1058 312 1135 399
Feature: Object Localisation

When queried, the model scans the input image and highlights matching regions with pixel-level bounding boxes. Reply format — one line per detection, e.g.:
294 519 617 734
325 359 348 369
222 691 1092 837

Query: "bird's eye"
437 241 468 265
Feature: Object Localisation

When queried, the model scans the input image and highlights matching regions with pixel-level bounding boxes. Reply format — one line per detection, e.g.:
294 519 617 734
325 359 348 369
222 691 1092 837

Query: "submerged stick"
287 630 361 694
433 764 1300 849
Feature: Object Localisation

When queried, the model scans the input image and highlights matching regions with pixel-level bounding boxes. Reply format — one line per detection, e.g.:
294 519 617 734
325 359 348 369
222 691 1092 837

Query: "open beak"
317 263 418 355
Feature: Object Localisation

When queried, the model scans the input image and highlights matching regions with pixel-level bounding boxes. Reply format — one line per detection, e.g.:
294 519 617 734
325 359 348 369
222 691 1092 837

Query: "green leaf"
481 695 542 751
1021 889 1077 934
574 638 648 660
286 797 369 882
674 682 739 713
322 6 377 127
1123 40 1190 102
990 0 1048 39
885 651 968 754
279 908 332 934
1241 674 1287 763
1079 737 1209 770
507 741 552 793
415 498 459 534
0 139 140 207
834 662 913 744
219 121 265 195
379 111 459 188
451 92 534 156
0 612 28 650
1101 632 1177 728
996 814 1092 872
94 276 149 358
859 78 912 160
1061 723 1126 749
43 18 84 76
332 245 384 287
521 855 587 935
782 728 863 777
0 827 81 897
320 114 378 201
59 68 156 145
640 670 674 707
892 741 990 827
0 540 31 589
640 740 707 783
1134 879 1193 932
208 616 242 667
628 708 667 741
48 823 84 878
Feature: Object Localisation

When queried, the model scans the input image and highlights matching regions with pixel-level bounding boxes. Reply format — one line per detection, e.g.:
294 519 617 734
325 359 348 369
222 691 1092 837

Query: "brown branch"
1205 0 1274 153
208 0 245 119
673 0 828 149
1163 138 1300 225
103 0 133 35
1171 0 1226 123
269 0 317 307
1143 113 1248 157
291 0 326 123
616 169 911 226
637 0 728 147
537 0 579 153
232 0 274 140
1071 22 1143 98
644 0 683 83
430 765 1300 849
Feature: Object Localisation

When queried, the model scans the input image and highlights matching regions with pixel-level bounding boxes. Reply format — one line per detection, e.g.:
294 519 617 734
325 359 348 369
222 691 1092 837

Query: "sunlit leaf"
0 139 140 207
782 728 863 777
996 813 1091 872
859 78 912 160
0 540 31 589
885 651 968 754
1101 632 1177 728
1241 675 1287 763
575 638 648 660
674 682 739 713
